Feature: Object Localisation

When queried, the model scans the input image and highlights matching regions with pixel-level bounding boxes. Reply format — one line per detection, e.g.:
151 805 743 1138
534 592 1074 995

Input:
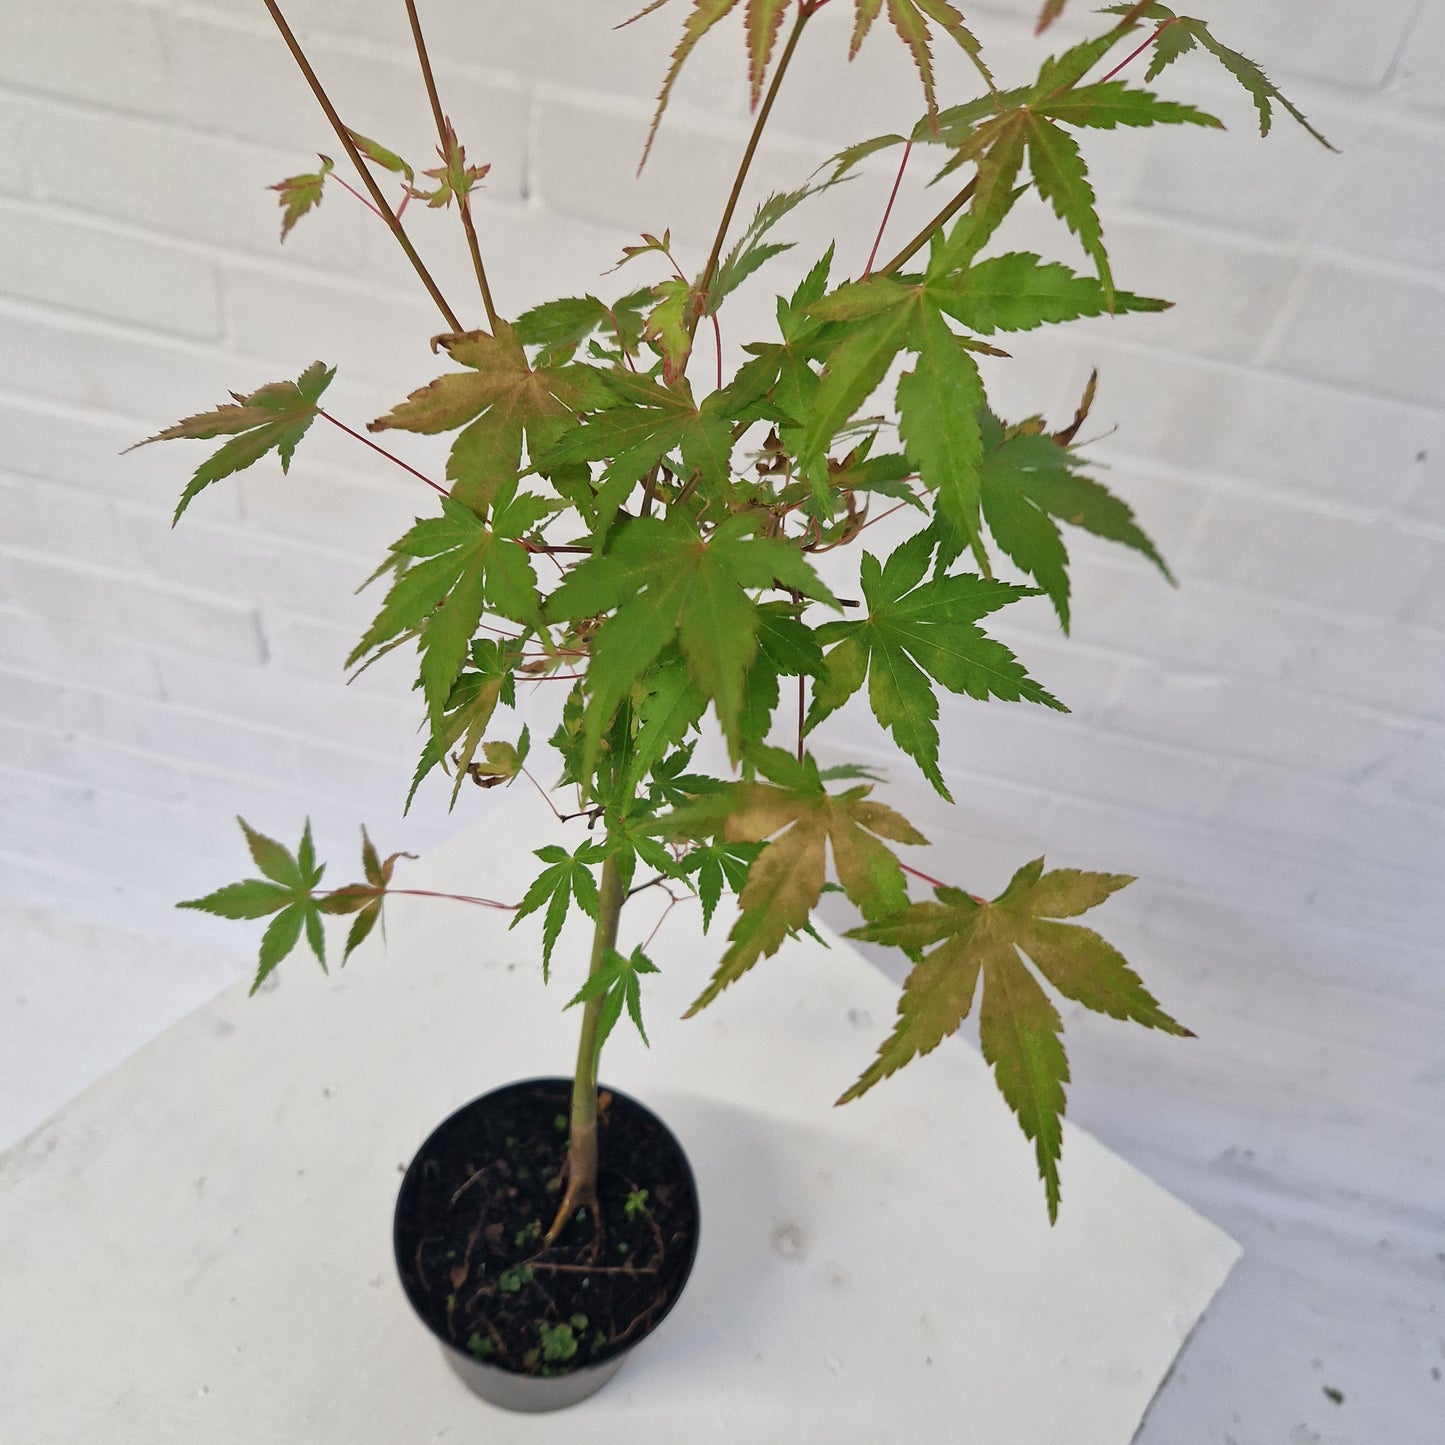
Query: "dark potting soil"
395 1080 698 1377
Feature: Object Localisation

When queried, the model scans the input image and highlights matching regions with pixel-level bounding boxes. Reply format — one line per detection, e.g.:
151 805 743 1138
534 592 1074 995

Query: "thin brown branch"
689 3 814 342
878 177 977 276
318 409 447 496
864 138 913 276
329 173 385 220
323 885 518 910
260 0 462 331
899 861 984 905
1098 19 1179 84
403 0 501 328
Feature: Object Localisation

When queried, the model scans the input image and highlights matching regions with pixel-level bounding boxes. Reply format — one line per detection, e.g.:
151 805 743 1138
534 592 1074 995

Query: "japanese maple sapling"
147 0 1329 1252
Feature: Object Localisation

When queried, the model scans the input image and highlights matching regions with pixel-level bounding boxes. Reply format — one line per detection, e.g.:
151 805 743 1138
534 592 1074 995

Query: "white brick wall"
2 2 1443 1432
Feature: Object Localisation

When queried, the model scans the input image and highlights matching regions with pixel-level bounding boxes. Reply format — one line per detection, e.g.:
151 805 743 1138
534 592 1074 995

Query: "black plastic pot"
393 1077 700 1413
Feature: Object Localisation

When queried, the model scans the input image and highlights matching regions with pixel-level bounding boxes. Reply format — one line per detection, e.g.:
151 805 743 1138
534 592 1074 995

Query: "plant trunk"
545 851 625 1242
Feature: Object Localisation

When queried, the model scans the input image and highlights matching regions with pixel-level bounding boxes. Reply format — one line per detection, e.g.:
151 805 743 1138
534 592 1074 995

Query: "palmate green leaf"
969 413 1171 629
842 856 1189 1220
565 946 661 1073
179 818 329 993
604 801 687 896
733 255 837 464
514 289 653 368
547 512 835 778
927 251 1169 334
176 878 292 920
133 362 336 524
349 493 539 734
511 841 609 979
739 601 824 748
664 747 927 1011
639 739 712 811
896 304 984 538
1024 114 1113 302
270 155 333 240
930 24 1224 286
536 370 734 508
1038 80 1220 131
884 0 992 116
704 175 840 319
406 636 523 811
406 119 490 208
808 532 1064 798
637 0 989 167
1102 5 1334 148
1145 17 1197 79
615 657 709 804
799 277 920 484
369 323 604 512
931 106 1028 250
315 827 415 964
681 838 761 931
848 0 993 111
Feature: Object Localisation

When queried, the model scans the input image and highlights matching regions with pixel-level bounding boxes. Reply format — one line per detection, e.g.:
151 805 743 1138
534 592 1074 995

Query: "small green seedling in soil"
624 1188 651 1221
466 1332 495 1360
498 1265 532 1295
538 1322 579 1364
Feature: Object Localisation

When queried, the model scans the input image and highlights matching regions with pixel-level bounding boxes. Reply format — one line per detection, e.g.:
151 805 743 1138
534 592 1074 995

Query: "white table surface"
0 793 1238 1442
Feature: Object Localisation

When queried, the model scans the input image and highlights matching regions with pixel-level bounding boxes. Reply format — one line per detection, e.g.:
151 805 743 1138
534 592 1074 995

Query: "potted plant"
138 0 1328 1411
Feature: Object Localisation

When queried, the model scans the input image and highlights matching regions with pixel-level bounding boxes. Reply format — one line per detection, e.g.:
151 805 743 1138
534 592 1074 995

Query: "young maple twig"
900 861 984 905
878 176 977 276
689 2 814 343
863 138 914 276
319 410 448 497
403 0 501 330
260 0 463 332
323 885 518 910
797 673 806 763
641 888 684 953
1097 19 1179 85
519 540 593 556
857 497 918 532
520 769 566 822
875 0 1161 278
330 173 386 220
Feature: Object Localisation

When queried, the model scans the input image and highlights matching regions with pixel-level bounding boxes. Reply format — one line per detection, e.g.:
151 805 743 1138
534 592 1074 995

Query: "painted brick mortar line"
0 188 415 302
0 659 369 757
1087 439 1445 531
1080 332 1445 438
0 522 395 606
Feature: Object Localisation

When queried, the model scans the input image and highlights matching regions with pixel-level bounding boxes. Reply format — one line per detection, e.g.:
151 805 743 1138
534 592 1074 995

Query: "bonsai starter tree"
142 0 1329 1381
